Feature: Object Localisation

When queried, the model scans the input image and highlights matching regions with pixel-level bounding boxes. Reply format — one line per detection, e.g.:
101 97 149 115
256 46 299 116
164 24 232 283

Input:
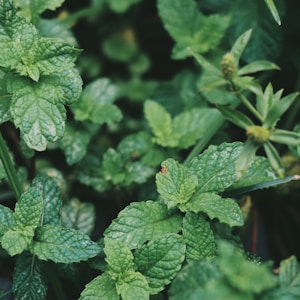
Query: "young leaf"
238 60 279 75
188 142 243 193
230 29 253 65
104 201 182 249
71 78 122 125
61 198 96 236
79 273 119 300
182 212 215 260
104 239 135 279
32 173 62 226
183 193 244 227
0 205 15 236
156 158 198 208
135 233 186 293
13 252 47 300
29 225 101 263
264 0 281 25
270 129 300 146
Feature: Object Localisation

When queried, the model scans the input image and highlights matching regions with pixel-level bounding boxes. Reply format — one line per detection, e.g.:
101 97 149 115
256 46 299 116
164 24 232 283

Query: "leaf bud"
246 125 270 144
221 52 237 80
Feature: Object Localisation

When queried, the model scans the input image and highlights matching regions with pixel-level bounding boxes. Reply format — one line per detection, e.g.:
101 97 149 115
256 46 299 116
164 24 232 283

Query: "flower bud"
246 125 270 144
221 52 237 80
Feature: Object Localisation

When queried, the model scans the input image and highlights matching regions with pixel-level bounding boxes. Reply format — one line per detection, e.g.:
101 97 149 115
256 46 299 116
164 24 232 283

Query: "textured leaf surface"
104 201 182 249
279 256 300 288
72 78 121 125
79 273 119 300
188 142 243 193
116 271 149 300
135 234 186 293
13 253 47 300
184 193 244 227
61 198 95 235
29 225 101 263
0 205 15 236
157 0 230 58
183 212 215 260
32 173 62 226
156 158 198 208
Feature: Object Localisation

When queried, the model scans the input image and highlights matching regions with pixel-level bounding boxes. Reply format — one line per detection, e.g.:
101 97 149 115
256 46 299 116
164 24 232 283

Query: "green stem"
183 116 225 165
0 132 23 199
61 5 103 24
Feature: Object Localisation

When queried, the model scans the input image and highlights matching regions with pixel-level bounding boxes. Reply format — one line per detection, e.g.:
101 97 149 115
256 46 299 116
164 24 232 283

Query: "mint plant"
1 0 300 299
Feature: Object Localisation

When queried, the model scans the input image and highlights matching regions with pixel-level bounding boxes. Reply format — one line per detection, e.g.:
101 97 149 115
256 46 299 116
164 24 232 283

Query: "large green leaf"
156 158 198 208
79 273 119 300
29 225 101 263
279 255 300 288
135 233 186 293
13 253 47 300
183 212 215 260
104 201 182 249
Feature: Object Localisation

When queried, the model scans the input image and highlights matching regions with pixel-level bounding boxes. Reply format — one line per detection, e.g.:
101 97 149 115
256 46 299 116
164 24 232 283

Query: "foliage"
0 0 300 299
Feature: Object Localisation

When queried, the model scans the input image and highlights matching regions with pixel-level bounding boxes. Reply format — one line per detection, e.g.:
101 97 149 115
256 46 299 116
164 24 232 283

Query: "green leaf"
116 271 149 300
156 158 198 208
104 201 182 249
135 233 186 293
104 239 135 279
182 212 215 260
29 225 101 263
13 252 47 300
107 0 141 13
238 60 279 75
57 121 98 165
157 0 230 59
230 29 253 65
72 78 122 125
14 187 43 228
79 273 119 300
7 71 82 151
0 205 15 236
183 193 244 227
61 198 96 236
270 129 300 146
32 173 62 226
144 100 178 147
188 142 243 193
264 0 281 25
279 256 300 288
263 141 284 177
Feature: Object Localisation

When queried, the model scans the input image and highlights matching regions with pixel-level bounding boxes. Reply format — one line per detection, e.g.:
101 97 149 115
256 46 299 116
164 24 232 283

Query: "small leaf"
79 273 119 300
32 173 62 226
0 205 15 236
270 129 300 146
61 198 96 236
116 271 149 300
13 252 47 300
156 158 198 208
104 201 182 249
104 239 135 279
29 225 101 263
183 212 215 260
264 0 281 25
183 193 244 227
263 141 284 177
279 255 300 288
188 142 243 193
238 60 279 75
135 234 185 293
230 29 253 65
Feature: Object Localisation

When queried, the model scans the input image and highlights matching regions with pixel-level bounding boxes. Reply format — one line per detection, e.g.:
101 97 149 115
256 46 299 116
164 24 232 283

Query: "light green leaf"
32 173 62 226
157 0 230 59
156 158 198 208
279 256 300 288
0 96 11 124
57 121 98 165
104 239 134 279
270 129 300 146
183 193 244 227
264 0 281 25
14 187 43 228
188 142 243 193
107 0 141 13
61 198 95 236
183 212 215 260
0 205 15 236
122 161 154 185
1 228 34 256
13 252 47 300
29 225 101 263
14 0 65 19
238 60 279 75
104 201 182 249
230 29 253 65
72 78 122 125
116 271 149 300
144 100 178 147
135 233 185 293
79 273 119 300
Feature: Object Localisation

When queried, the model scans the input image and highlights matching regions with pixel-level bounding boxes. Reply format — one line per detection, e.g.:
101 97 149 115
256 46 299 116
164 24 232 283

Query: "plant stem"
0 132 22 199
